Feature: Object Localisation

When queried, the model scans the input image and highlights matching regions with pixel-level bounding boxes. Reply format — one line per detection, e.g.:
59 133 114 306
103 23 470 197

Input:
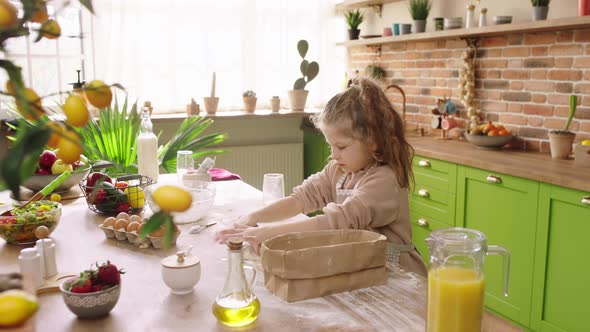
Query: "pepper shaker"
18 248 43 288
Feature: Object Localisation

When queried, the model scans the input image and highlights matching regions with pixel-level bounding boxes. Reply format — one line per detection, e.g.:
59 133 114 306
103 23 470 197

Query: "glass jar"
465 4 476 29
426 228 510 332
212 238 260 327
479 8 488 27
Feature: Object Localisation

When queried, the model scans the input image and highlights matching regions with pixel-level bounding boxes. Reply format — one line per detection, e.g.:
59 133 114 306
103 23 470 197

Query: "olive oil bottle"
212 238 260 327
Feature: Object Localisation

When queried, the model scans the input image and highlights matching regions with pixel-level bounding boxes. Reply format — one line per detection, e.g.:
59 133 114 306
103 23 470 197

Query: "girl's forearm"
249 196 304 225
260 216 331 239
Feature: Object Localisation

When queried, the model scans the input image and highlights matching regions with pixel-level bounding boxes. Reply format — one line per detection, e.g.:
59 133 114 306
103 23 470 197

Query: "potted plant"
344 9 364 40
409 0 432 33
532 0 550 21
242 90 257 113
548 95 577 159
288 40 319 112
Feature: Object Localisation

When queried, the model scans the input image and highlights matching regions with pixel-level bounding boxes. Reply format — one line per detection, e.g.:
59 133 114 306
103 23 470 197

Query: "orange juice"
427 267 485 332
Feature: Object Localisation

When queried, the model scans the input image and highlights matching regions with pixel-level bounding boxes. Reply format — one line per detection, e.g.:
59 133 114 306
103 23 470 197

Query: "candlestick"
211 72 216 98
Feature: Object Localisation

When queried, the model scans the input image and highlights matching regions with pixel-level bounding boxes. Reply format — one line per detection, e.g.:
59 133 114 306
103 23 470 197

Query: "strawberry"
96 261 125 285
70 278 92 293
91 284 105 292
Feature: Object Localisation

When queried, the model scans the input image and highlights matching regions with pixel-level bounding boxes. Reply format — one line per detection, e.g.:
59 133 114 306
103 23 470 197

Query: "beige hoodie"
292 160 427 277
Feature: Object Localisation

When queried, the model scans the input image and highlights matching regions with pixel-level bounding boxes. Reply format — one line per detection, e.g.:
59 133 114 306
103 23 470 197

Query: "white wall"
361 0 578 35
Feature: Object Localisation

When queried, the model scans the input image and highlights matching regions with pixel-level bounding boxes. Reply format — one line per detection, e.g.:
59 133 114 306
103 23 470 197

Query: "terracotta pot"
203 97 219 115
548 132 575 159
243 96 257 113
288 90 309 112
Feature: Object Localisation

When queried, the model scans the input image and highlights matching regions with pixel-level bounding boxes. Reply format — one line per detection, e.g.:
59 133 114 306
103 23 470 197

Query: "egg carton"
98 212 178 249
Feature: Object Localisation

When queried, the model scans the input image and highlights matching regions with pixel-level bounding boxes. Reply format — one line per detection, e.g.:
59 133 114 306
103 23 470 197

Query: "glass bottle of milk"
137 106 159 181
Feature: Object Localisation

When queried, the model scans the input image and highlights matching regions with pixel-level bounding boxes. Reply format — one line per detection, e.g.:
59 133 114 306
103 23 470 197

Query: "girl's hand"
235 214 258 227
214 224 272 254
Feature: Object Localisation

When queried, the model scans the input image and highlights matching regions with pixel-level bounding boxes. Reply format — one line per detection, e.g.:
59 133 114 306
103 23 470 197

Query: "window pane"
30 58 59 104
58 7 83 56
60 58 85 93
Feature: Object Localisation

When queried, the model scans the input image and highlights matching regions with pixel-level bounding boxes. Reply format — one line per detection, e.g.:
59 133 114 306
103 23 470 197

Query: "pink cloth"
209 168 241 181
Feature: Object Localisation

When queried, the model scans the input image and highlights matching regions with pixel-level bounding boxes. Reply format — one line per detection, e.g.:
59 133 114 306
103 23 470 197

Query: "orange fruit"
46 121 65 149
488 129 499 137
15 88 44 120
0 0 18 28
41 19 60 39
63 95 89 127
56 130 83 164
31 1 48 23
498 128 510 136
84 80 112 109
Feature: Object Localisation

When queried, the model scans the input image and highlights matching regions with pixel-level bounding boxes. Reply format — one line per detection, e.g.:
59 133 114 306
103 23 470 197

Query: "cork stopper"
227 237 243 250
481 8 488 13
467 4 475 10
34 226 49 239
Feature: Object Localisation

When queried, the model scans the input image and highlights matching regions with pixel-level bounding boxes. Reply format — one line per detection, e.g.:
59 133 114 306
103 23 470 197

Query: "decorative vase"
287 90 309 112
413 20 426 33
243 96 257 113
203 97 219 115
548 132 575 159
532 6 549 21
348 29 360 40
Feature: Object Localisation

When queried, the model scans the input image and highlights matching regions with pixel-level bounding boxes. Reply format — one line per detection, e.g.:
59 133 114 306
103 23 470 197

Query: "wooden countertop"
408 136 590 193
0 175 427 332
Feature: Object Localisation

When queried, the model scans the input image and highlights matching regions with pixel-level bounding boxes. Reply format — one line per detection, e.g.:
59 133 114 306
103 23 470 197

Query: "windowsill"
150 108 322 122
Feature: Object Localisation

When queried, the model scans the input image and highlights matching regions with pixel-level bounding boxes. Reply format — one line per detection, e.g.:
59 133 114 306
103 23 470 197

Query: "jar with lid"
465 4 476 29
479 8 488 27
161 251 201 294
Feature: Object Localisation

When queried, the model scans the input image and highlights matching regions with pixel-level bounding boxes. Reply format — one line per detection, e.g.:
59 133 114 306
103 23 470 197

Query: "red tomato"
114 181 128 190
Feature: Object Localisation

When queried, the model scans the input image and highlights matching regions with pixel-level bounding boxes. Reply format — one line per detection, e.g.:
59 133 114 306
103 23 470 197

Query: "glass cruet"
425 227 510 332
212 237 260 327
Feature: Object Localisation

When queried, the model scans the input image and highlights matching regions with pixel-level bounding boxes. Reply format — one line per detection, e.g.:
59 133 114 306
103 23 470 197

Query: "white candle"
211 72 216 98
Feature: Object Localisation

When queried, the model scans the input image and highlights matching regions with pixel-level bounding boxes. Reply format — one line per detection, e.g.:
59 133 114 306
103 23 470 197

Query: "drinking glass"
262 173 284 205
176 150 194 183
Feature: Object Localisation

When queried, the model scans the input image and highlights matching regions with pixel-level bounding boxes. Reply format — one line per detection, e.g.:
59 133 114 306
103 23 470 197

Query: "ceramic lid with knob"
161 251 200 269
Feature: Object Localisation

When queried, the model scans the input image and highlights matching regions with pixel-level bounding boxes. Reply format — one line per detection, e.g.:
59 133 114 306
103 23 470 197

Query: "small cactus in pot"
242 90 257 113
289 40 320 112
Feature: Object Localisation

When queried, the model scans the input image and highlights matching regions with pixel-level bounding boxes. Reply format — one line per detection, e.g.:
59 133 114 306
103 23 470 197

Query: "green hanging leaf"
78 0 95 14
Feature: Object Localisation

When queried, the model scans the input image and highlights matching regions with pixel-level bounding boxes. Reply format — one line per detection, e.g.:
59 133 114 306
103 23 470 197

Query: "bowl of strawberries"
59 261 124 319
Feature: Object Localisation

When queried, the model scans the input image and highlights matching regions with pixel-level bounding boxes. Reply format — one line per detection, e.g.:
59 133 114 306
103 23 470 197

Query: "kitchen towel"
210 168 241 181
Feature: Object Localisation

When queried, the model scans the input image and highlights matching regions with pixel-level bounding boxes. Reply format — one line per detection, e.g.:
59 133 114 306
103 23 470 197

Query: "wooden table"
0 175 427 332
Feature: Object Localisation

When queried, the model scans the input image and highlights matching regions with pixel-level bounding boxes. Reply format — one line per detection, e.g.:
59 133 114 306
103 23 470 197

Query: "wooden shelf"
337 16 590 47
335 0 402 13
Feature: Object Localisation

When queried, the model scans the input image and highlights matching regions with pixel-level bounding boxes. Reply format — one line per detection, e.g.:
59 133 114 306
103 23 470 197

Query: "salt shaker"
35 238 57 278
479 8 488 27
18 248 43 288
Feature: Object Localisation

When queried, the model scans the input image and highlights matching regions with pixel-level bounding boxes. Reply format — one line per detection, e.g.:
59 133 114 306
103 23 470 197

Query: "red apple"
35 168 51 175
39 150 57 170
86 172 112 188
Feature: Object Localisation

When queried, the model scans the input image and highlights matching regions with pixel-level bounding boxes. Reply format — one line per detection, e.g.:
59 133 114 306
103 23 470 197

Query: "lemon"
582 139 590 146
41 19 61 39
63 94 89 127
124 186 145 209
0 290 39 327
50 193 61 202
56 130 82 164
152 185 192 212
84 80 112 109
0 0 18 28
15 88 44 120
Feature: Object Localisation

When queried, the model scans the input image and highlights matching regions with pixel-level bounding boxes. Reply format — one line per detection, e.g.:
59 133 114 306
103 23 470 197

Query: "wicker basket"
80 173 153 215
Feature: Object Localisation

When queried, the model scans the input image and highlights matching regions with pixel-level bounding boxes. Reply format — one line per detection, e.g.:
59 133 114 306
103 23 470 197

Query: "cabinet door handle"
417 218 429 227
582 196 590 206
486 175 502 184
418 160 431 167
418 189 430 197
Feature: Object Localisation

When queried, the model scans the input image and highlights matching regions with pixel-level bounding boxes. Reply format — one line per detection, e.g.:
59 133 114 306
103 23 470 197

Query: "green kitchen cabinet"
410 212 450 264
531 184 590 332
303 124 330 179
456 165 539 328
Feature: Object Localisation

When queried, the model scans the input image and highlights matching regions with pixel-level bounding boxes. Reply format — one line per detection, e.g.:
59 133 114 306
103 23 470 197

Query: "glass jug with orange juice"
426 228 510 332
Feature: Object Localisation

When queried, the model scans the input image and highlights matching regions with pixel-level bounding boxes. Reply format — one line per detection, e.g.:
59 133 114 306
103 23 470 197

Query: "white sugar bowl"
161 251 201 294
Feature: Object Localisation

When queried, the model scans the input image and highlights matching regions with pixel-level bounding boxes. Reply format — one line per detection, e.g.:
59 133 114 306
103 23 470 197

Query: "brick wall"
347 29 590 152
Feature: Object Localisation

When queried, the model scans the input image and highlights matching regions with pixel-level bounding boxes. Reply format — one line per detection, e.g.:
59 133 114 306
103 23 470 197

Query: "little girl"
215 77 427 276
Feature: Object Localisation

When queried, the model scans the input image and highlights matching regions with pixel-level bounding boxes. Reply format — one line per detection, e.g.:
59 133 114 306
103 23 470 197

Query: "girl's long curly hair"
312 77 414 188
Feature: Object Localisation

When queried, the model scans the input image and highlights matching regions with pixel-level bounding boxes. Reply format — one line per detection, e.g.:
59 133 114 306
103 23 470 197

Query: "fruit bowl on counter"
464 133 514 149
22 166 90 193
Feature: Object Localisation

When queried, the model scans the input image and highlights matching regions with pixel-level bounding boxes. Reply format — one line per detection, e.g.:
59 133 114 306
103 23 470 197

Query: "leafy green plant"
293 40 320 90
531 0 550 6
77 96 226 176
242 90 256 97
344 9 364 30
365 64 386 79
551 95 577 134
408 0 432 20
75 96 141 175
